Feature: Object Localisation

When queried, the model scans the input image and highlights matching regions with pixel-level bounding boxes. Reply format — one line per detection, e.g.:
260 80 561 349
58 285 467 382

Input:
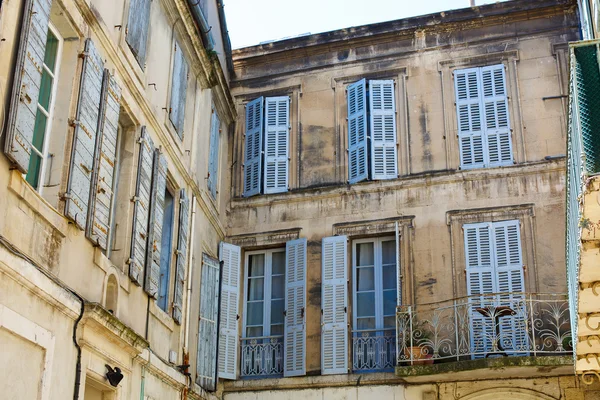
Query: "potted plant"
402 323 434 365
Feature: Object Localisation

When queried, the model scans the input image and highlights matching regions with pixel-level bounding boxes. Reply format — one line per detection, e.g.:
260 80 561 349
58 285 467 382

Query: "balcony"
352 329 396 372
240 336 283 378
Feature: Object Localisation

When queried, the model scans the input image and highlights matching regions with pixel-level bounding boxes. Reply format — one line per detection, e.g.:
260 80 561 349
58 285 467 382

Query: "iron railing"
396 293 571 365
352 328 396 372
240 335 283 377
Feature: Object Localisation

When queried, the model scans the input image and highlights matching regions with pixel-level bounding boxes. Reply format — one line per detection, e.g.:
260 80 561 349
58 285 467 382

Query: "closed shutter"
173 188 189 323
169 41 188 138
87 71 122 249
129 127 155 285
321 235 348 375
243 97 263 197
347 79 368 184
4 0 52 172
284 238 306 377
481 65 512 166
65 38 105 229
369 80 397 180
395 222 402 305
125 0 151 66
208 111 220 198
144 151 168 298
264 96 289 194
218 242 241 380
196 254 221 391
455 68 485 169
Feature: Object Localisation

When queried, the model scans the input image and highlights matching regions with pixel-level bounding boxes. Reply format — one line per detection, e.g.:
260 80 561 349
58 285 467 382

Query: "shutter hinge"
126 258 133 265
131 196 139 203
78 51 89 59
68 119 80 127
61 192 72 200
137 136 146 144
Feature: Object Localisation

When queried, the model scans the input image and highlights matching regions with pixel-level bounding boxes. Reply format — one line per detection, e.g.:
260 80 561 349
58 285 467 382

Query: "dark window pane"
247 278 264 301
38 69 53 111
31 112 47 153
270 299 284 325
272 251 285 275
247 302 264 326
246 326 263 338
43 30 59 72
26 153 42 189
383 289 397 316
271 275 284 299
248 254 265 277
382 264 397 290
356 266 375 291
357 242 374 266
356 292 375 317
357 317 375 330
382 240 396 265
270 324 283 336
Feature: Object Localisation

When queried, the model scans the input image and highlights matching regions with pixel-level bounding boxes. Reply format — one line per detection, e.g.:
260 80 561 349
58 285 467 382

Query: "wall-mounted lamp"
105 364 123 387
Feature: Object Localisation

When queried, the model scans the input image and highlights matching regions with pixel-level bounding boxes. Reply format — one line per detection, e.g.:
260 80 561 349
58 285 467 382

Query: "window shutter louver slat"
173 188 190 324
454 68 486 169
243 97 264 197
347 79 368 183
4 0 52 172
65 38 105 230
208 112 220 198
218 242 241 380
126 0 151 65
264 96 289 194
369 80 398 180
87 72 122 250
284 238 307 377
481 65 513 167
321 236 348 375
129 127 155 285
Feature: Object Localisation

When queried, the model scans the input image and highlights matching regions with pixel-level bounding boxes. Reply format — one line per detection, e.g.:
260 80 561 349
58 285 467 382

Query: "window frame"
208 108 221 199
157 185 177 312
106 123 125 258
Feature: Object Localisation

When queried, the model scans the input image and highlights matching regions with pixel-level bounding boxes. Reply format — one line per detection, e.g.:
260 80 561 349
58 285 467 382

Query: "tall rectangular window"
126 0 151 66
208 110 220 199
169 41 188 139
158 188 175 312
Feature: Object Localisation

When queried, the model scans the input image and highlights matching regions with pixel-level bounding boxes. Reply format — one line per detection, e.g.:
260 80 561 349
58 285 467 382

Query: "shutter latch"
236 314 240 320
300 307 305 318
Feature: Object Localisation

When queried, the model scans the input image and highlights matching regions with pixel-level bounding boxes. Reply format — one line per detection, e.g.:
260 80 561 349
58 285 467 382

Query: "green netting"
574 45 600 174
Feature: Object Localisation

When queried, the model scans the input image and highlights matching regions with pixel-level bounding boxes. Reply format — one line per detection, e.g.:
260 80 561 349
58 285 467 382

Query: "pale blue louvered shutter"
264 96 290 194
284 238 307 377
481 65 513 167
144 151 168 298
369 80 398 180
208 111 220 198
4 0 52 172
196 253 221 391
218 242 241 380
87 71 122 249
243 97 264 197
169 41 188 139
455 68 485 169
321 235 348 375
347 79 368 184
65 38 105 230
129 127 155 285
125 0 151 66
173 188 190 323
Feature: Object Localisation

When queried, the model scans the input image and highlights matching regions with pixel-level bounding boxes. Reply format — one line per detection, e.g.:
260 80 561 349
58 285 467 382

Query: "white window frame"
106 123 124 258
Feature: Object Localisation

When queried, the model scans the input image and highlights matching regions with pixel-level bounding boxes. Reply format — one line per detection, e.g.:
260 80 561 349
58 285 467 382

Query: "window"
126 0 152 66
169 41 189 138
107 123 127 259
347 79 398 184
208 110 221 199
25 25 62 191
157 187 175 312
454 64 513 169
243 96 290 197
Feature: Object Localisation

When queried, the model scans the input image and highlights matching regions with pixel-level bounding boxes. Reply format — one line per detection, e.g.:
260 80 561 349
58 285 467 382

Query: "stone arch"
460 388 558 400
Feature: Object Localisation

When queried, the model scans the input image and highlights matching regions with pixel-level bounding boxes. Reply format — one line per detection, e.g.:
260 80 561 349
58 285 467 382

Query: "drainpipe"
71 293 85 400
183 197 197 351
216 0 234 74
187 0 215 51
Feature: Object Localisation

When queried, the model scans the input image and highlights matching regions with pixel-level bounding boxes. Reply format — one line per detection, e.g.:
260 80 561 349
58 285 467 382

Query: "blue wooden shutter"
481 65 513 167
218 242 241 380
369 80 398 180
169 41 188 138
144 151 168 298
173 188 190 324
243 97 264 197
65 38 105 230
455 68 485 169
125 0 151 66
208 111 220 198
4 0 52 172
196 253 221 391
129 127 155 285
284 238 307 377
87 71 121 249
347 79 368 184
264 96 290 194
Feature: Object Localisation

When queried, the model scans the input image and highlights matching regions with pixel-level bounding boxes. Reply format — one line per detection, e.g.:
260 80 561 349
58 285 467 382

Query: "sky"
224 0 511 49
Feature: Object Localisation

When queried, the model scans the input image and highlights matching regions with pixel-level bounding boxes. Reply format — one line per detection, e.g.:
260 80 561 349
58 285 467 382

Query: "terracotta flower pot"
404 346 434 365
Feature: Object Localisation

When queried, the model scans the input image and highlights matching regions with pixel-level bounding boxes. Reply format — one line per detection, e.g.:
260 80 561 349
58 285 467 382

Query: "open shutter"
87 72 121 249
284 238 306 377
144 151 167 298
65 38 105 229
196 254 221 391
264 96 289 194
218 242 241 380
169 41 188 138
173 189 190 323
481 65 512 167
208 111 220 198
125 0 151 66
4 0 52 172
347 79 368 184
129 127 155 285
321 235 348 375
395 222 402 305
455 68 485 169
243 97 264 197
369 80 398 180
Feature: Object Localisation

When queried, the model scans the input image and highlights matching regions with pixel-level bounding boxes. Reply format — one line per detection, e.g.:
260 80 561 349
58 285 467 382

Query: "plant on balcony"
401 320 434 365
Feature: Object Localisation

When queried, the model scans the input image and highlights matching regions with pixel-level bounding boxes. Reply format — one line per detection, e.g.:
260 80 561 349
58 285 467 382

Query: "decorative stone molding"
227 228 302 248
332 216 415 237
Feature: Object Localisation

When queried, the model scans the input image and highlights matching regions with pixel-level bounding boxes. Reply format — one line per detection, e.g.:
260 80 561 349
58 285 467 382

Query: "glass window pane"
356 292 375 317
247 277 264 301
271 299 284 325
246 302 264 326
248 254 264 277
356 242 374 266
270 324 283 336
383 290 397 316
43 30 59 72
357 317 375 330
383 316 395 329
382 264 397 290
356 267 374 291
246 326 263 338
31 112 47 153
38 69 53 111
25 153 42 189
271 275 284 299
382 240 396 265
272 251 285 275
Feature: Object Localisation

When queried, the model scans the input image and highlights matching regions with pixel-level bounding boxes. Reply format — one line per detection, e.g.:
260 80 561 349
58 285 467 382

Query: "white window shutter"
321 235 348 375
347 79 368 184
173 189 190 324
264 96 290 194
208 111 220 198
87 71 122 250
454 68 485 169
395 222 402 306
481 65 513 167
129 127 155 285
369 80 398 180
125 0 151 65
218 242 241 380
169 41 188 138
284 238 307 377
243 97 264 197
4 0 52 172
65 38 105 230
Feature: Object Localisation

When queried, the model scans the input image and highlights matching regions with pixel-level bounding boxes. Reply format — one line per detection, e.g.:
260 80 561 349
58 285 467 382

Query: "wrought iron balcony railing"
352 328 396 372
396 293 571 365
240 335 284 377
